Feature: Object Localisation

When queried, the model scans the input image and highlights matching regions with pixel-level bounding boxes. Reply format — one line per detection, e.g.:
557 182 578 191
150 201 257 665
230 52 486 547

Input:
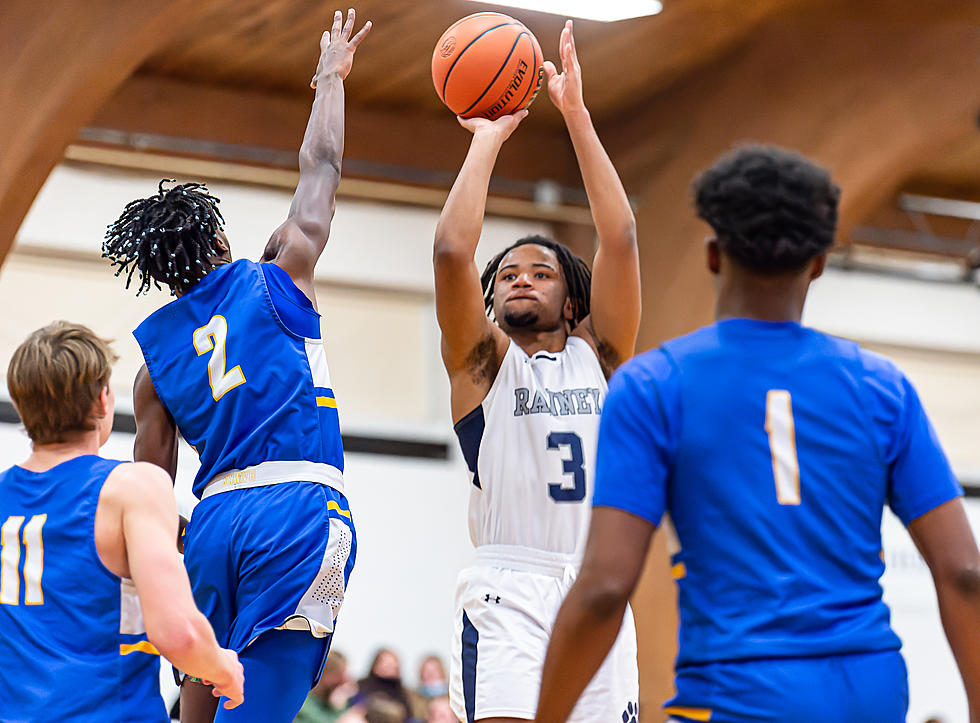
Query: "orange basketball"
432 12 544 120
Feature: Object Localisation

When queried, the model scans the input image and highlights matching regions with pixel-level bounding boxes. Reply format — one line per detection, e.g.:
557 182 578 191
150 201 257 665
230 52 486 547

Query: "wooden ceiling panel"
138 0 811 125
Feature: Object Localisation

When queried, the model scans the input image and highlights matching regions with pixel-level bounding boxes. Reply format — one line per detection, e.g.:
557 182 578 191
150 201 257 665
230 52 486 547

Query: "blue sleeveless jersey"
593 319 962 667
0 456 167 722
134 260 344 499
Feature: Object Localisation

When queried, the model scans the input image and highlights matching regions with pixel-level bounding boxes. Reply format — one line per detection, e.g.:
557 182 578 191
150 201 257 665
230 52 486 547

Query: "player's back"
641 319 956 665
134 259 344 499
0 455 167 722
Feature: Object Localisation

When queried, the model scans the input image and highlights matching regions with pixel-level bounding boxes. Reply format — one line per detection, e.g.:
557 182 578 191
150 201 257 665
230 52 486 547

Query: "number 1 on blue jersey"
193 315 246 401
765 390 801 505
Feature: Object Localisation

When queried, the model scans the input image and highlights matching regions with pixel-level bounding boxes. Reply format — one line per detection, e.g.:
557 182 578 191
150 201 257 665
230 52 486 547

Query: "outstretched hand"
457 109 529 143
311 8 372 87
543 20 586 116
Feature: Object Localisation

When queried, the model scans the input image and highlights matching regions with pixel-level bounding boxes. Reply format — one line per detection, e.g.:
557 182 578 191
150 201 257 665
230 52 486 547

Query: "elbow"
147 617 203 663
432 235 468 266
578 576 632 621
298 150 342 178
949 562 980 599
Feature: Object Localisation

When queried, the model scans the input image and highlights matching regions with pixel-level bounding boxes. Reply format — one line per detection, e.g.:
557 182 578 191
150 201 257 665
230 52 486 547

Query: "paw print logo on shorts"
622 700 638 723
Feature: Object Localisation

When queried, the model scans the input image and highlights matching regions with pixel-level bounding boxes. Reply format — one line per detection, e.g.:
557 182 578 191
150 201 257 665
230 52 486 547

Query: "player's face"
492 244 571 332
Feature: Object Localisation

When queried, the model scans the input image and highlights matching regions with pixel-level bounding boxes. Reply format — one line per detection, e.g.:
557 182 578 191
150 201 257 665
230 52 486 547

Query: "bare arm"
262 9 371 306
535 507 654 722
133 365 186 550
134 365 177 479
908 498 980 722
433 113 526 418
545 21 640 372
107 463 244 709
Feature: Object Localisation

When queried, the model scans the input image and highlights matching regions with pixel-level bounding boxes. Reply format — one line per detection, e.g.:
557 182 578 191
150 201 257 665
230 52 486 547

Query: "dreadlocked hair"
479 235 592 329
102 179 225 296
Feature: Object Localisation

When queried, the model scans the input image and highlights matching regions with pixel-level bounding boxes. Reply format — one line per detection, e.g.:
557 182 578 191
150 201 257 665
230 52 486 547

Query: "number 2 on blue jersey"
765 390 801 505
548 432 586 502
193 315 246 401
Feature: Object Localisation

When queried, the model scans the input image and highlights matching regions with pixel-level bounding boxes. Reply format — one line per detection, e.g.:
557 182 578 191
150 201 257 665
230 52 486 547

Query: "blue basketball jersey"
0 456 167 722
593 319 962 667
134 260 344 499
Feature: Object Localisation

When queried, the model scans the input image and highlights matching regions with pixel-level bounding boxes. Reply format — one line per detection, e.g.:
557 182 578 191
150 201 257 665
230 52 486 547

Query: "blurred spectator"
410 655 449 719
338 694 409 723
354 649 417 722
295 650 356 723
417 655 449 700
424 696 455 723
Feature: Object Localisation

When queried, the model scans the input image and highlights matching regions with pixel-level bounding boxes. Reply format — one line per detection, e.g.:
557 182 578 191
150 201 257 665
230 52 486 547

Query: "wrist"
472 127 507 147
562 105 591 126
315 69 344 85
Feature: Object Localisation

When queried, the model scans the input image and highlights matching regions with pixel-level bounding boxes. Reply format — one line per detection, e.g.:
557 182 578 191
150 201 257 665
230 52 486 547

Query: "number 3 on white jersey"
193 315 246 401
765 390 801 505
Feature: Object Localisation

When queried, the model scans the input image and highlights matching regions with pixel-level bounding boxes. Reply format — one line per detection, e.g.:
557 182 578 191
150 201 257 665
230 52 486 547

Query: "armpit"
464 333 500 385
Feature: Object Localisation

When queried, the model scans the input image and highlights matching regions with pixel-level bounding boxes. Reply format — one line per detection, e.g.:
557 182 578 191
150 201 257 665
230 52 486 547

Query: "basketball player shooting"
433 21 641 723
103 10 369 723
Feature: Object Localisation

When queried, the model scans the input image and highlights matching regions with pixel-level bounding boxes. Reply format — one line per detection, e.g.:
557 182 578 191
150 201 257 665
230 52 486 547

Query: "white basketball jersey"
454 336 607 554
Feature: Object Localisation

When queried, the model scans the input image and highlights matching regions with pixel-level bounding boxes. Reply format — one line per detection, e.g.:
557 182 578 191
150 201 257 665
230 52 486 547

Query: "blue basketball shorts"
665 649 908 723
183 481 356 685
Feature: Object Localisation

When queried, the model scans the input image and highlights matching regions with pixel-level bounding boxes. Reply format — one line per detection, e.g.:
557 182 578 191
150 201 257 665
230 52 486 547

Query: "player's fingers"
542 60 558 82
330 9 343 40
341 8 355 39
567 20 581 70
349 20 372 48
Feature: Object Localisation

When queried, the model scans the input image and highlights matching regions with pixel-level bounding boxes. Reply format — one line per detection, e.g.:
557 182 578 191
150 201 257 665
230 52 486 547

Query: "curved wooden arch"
0 0 207 265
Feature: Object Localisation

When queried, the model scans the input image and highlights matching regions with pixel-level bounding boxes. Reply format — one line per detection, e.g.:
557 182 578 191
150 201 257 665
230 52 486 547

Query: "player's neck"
21 433 101 473
715 294 804 323
508 327 569 356
714 266 809 323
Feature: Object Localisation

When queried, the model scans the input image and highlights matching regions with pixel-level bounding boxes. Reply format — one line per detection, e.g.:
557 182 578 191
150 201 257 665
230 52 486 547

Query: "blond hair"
7 322 118 444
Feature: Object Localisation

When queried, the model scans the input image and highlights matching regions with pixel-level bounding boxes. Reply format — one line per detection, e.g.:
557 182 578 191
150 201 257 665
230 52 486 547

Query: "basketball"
432 12 544 120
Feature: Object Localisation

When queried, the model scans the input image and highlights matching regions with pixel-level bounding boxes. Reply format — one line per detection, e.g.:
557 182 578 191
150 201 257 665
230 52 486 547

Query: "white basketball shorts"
449 544 638 722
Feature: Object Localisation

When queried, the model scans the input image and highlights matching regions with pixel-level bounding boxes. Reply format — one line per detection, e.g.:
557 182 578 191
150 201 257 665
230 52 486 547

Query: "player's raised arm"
105 462 244 709
262 9 371 305
133 365 177 479
908 500 980 721
545 20 640 371
432 112 525 381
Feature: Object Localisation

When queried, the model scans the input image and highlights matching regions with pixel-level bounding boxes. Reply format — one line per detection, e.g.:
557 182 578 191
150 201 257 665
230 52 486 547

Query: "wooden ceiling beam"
89 74 582 189
0 0 209 269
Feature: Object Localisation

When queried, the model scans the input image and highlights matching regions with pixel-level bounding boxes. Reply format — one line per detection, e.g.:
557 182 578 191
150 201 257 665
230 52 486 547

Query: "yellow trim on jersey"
316 396 337 408
327 501 351 519
120 641 160 656
671 562 687 580
664 706 712 721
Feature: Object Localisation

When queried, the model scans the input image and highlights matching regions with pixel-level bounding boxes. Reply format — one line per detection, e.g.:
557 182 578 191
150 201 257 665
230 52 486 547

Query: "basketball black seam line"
441 22 521 105
461 31 528 117
512 35 539 112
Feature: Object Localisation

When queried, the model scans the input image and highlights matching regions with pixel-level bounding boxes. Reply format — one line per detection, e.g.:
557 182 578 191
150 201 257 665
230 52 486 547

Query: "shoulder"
102 462 173 506
606 347 679 414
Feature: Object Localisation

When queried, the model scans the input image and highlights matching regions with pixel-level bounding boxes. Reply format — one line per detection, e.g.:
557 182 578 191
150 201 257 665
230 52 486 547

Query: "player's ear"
215 230 231 257
809 254 827 280
705 238 721 274
562 295 574 321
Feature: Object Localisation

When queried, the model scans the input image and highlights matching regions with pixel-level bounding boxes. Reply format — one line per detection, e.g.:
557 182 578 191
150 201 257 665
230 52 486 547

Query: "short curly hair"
692 144 840 273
